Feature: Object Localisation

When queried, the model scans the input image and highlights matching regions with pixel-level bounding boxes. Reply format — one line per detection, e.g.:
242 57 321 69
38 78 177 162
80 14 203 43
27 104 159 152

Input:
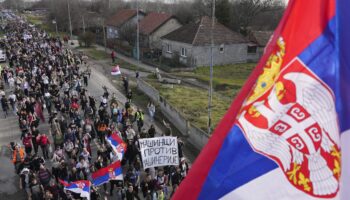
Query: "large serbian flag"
92 161 123 186
173 0 350 199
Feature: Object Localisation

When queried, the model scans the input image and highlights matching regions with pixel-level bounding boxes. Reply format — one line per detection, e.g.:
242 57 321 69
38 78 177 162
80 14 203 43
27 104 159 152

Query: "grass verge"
147 79 231 131
174 63 256 98
84 48 110 60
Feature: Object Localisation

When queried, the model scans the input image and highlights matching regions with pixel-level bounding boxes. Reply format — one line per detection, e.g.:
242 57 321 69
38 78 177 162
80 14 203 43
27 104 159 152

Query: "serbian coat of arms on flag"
238 37 340 198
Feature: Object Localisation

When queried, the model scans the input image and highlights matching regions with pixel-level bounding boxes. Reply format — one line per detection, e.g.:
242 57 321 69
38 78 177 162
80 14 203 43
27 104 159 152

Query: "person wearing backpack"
51 130 64 149
37 164 51 188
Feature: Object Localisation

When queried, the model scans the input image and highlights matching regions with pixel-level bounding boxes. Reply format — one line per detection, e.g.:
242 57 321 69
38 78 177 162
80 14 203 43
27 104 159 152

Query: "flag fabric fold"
173 0 350 199
59 179 91 200
91 161 123 186
106 132 127 160
111 65 121 76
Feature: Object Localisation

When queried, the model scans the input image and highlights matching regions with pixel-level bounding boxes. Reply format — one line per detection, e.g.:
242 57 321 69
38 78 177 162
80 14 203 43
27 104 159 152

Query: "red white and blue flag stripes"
91 160 123 186
173 0 350 199
59 179 91 200
106 132 127 160
111 65 121 76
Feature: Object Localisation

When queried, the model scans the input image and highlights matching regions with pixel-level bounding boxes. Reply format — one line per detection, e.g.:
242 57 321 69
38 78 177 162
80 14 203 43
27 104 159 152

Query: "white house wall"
162 39 249 67
193 43 248 67
162 39 193 60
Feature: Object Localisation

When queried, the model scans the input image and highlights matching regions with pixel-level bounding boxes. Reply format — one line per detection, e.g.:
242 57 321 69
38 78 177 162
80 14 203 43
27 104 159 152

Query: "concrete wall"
192 43 248 67
137 79 159 103
158 96 189 136
149 18 182 50
188 125 210 150
137 79 210 150
247 52 260 62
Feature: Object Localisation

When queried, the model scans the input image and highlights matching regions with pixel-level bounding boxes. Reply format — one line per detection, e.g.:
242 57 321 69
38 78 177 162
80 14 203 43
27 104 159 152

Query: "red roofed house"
105 9 145 39
139 12 182 50
161 16 250 67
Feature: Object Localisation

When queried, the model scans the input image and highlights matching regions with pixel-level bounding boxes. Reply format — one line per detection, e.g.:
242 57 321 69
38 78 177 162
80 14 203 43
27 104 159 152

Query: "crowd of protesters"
0 15 189 200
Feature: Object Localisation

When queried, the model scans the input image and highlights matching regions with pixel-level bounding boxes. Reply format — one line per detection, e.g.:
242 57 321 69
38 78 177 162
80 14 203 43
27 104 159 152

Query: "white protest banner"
139 136 179 169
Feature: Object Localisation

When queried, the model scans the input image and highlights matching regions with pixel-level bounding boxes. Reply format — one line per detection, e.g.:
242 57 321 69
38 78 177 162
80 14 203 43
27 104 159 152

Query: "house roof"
249 31 273 46
105 9 141 27
162 16 247 46
139 12 175 35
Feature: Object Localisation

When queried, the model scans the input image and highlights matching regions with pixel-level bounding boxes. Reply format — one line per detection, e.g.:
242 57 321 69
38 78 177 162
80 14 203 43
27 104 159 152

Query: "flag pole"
136 0 140 64
67 0 73 39
208 0 215 134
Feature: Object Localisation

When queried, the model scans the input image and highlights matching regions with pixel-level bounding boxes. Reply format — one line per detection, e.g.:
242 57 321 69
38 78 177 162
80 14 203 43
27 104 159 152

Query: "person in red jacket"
37 133 50 159
22 132 33 155
111 51 116 63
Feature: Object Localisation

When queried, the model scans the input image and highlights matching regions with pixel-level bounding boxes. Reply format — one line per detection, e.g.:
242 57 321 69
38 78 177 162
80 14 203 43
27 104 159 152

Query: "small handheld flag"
106 132 127 160
111 65 121 76
92 161 123 186
59 179 91 200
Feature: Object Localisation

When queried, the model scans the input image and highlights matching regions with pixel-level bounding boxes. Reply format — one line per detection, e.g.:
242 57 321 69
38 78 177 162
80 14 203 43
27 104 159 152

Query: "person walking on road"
126 89 133 103
1 94 9 118
147 101 156 122
134 108 144 133
122 76 129 94
111 51 116 63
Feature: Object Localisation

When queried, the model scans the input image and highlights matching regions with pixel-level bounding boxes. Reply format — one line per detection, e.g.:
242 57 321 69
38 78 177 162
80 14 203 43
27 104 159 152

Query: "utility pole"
136 0 140 63
78 0 86 34
82 15 86 34
101 19 107 52
208 0 215 134
67 0 73 39
52 19 58 36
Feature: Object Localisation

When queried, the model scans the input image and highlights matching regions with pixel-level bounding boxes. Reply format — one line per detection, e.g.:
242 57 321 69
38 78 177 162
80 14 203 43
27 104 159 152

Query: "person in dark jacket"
37 164 51 188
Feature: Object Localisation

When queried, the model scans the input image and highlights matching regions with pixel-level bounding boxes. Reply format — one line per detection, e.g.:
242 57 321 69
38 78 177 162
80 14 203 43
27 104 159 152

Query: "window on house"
220 44 224 53
166 44 172 53
181 47 187 57
247 45 257 54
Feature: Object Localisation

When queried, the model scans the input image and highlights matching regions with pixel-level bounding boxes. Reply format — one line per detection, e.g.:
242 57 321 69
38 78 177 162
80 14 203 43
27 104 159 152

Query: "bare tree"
191 0 212 19
119 23 137 46
232 0 275 35
3 0 24 10
78 31 96 47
